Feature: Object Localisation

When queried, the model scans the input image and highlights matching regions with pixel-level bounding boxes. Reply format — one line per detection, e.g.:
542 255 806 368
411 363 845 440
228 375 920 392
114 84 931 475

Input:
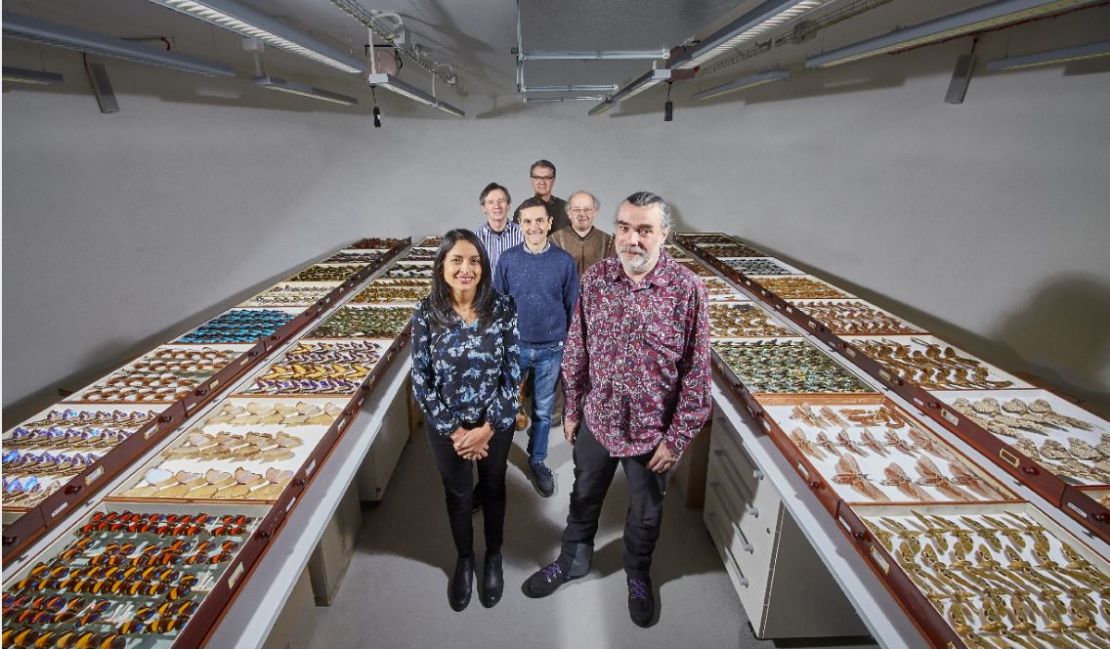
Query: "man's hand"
564 418 578 443
647 443 677 474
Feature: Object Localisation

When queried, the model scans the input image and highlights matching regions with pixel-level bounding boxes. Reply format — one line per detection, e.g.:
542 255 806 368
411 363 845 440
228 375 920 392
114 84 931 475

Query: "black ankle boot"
449 555 474 611
480 552 504 608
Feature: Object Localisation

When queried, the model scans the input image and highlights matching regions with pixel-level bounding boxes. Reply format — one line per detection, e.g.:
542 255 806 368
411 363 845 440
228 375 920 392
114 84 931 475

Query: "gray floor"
308 427 879 649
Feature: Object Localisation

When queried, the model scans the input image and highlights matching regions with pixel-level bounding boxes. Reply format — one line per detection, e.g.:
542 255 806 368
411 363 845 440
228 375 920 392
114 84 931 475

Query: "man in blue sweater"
494 197 579 497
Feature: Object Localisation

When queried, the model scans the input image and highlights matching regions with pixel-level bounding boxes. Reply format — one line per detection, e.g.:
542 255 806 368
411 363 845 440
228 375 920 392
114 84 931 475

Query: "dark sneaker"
522 561 578 598
529 462 555 498
627 576 655 627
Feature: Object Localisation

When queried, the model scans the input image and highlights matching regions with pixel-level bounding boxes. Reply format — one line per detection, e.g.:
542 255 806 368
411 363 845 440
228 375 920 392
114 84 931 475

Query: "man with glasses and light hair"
522 191 711 628
512 160 570 232
549 190 613 280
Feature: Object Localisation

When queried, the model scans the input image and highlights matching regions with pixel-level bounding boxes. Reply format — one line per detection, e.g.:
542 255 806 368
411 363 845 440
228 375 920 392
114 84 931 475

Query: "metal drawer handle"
712 449 758 515
707 511 750 588
708 482 755 554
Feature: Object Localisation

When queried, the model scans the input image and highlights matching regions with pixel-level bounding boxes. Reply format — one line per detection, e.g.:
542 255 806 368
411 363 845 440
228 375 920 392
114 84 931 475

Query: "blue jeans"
519 342 564 465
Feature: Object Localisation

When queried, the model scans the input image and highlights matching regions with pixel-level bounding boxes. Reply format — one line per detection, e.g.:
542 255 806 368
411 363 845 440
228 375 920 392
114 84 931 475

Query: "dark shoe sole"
521 572 582 599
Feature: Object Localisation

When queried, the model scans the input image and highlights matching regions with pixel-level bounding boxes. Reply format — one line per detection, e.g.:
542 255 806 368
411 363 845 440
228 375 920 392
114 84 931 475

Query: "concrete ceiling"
3 0 1104 110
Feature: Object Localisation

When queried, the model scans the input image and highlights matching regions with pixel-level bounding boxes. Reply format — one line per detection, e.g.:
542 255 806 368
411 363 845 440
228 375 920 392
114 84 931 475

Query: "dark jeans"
426 423 513 558
559 418 670 578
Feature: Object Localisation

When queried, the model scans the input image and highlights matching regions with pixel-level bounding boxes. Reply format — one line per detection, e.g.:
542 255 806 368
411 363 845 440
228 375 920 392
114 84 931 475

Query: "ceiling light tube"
986 39 1110 70
145 0 364 73
806 0 1102 69
523 84 618 93
367 72 464 117
693 68 790 100
2 66 65 85
669 0 826 70
2 12 234 77
587 99 614 116
613 68 671 102
253 75 358 105
520 50 669 61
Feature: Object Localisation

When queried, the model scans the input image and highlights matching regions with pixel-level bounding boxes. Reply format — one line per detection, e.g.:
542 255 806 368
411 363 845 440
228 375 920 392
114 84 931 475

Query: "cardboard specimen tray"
708 302 794 338
674 232 741 246
2 406 161 517
1 501 269 649
717 257 803 276
319 249 388 265
935 389 1110 487
789 299 925 336
351 280 431 304
761 399 1016 506
383 261 434 279
238 282 339 308
400 246 438 262
700 277 748 302
837 502 1109 649
712 338 878 402
109 397 349 505
842 336 1032 392
63 346 252 405
307 305 415 340
234 339 393 398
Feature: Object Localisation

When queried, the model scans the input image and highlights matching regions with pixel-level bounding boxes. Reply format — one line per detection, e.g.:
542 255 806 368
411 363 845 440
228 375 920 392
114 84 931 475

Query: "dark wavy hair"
427 229 496 330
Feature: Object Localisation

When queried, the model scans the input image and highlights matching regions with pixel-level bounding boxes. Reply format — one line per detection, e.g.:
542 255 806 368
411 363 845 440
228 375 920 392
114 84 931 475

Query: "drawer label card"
228 562 245 589
869 547 890 574
941 409 960 426
84 467 104 485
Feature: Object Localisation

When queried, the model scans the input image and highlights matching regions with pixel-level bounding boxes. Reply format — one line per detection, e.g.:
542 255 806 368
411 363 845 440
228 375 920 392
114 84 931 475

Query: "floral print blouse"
411 292 521 436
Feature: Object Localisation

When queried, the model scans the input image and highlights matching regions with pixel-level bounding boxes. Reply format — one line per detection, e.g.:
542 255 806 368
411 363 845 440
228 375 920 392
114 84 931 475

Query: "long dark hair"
427 228 496 330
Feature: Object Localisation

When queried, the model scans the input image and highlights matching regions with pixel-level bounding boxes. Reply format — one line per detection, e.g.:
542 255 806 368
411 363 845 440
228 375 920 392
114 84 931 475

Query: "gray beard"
619 250 651 274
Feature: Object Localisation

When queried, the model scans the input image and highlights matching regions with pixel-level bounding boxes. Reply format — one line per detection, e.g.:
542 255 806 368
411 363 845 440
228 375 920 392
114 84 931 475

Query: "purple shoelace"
628 578 650 600
542 563 564 581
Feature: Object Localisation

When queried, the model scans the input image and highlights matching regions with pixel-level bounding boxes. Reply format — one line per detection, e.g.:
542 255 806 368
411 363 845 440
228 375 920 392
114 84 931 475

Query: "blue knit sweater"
494 243 580 346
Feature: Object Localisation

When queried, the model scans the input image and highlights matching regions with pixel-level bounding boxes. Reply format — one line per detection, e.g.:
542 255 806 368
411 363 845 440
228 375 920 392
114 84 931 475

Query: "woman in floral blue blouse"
411 228 521 612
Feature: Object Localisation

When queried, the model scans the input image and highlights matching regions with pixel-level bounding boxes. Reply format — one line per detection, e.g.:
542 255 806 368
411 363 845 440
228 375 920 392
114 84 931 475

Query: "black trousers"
559 418 670 578
426 423 514 558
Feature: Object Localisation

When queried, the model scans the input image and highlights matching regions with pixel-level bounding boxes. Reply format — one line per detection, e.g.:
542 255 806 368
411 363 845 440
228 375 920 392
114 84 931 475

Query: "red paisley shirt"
562 251 712 459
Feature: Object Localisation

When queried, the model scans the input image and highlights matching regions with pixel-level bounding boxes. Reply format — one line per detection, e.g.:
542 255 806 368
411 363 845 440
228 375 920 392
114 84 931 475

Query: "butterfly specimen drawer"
838 502 1109 649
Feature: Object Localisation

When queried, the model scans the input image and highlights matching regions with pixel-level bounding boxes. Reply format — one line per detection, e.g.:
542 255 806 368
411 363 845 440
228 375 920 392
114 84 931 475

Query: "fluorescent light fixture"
986 39 1110 70
669 0 826 70
520 50 669 61
587 99 614 116
523 84 618 93
2 12 234 77
693 68 789 100
367 72 464 117
806 0 1102 69
253 75 358 105
523 95 606 103
614 68 672 102
586 68 671 116
2 66 64 85
145 0 364 73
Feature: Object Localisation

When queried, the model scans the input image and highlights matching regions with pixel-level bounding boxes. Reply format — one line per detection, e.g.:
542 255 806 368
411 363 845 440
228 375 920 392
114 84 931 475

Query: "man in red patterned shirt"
522 190 711 627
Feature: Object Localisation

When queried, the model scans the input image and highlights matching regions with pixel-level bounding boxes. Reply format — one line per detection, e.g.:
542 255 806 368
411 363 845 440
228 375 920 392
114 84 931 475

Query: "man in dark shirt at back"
512 159 570 232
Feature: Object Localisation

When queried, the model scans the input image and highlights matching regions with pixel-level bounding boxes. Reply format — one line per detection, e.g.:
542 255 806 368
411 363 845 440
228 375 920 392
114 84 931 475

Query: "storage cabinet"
704 411 868 639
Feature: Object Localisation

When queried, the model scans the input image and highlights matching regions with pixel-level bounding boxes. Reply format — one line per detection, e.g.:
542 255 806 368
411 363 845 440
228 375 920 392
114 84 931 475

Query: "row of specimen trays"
668 236 1108 649
1 239 443 649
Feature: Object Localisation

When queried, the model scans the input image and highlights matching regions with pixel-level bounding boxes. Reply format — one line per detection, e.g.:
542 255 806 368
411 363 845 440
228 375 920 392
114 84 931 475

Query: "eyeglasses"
530 175 554 182
568 208 595 216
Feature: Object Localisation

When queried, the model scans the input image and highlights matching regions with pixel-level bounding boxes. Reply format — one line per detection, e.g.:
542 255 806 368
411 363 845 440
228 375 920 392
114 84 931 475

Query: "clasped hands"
452 423 493 461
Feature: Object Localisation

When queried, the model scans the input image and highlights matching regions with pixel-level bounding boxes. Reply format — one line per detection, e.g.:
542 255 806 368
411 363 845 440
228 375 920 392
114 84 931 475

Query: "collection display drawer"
761 398 1016 506
840 502 1109 649
842 336 1032 392
712 338 878 398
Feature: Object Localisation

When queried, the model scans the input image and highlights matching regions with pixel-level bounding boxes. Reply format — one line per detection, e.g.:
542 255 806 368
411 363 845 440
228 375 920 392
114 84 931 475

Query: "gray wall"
4 16 1109 424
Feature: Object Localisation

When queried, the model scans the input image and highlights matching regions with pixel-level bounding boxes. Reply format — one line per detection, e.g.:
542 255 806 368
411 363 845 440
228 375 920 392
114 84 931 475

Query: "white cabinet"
356 379 412 502
704 411 869 639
